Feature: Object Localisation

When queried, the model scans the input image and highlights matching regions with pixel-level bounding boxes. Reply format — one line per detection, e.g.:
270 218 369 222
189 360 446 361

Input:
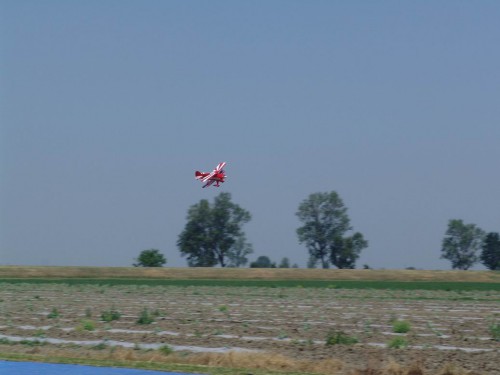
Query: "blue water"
0 361 201 375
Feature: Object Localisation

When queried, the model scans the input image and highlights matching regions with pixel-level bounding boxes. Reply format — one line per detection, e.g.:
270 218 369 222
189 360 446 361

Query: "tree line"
133 192 500 270
441 219 500 270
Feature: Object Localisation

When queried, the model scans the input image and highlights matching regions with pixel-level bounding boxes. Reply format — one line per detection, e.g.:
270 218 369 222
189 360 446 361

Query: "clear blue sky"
1 1 499 269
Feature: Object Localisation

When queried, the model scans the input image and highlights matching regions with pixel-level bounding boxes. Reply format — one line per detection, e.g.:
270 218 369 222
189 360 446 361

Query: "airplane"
195 162 227 188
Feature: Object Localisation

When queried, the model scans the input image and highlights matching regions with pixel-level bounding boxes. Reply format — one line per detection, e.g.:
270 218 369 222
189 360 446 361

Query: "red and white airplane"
195 162 227 188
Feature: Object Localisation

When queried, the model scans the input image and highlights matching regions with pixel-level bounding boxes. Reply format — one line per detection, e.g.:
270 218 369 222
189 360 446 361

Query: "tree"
227 235 254 267
481 232 500 270
296 191 367 269
177 192 252 267
278 257 290 268
250 255 275 268
330 232 368 269
441 219 485 270
133 249 166 267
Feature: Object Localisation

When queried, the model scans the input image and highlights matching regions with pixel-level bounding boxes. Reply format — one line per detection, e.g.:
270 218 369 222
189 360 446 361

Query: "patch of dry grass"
1 266 499 283
0 344 485 375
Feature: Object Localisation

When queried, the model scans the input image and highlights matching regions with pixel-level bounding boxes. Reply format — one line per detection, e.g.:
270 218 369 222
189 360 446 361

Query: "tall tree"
441 219 485 270
177 192 252 267
227 235 253 267
296 191 367 269
330 232 368 269
480 232 500 270
133 249 167 267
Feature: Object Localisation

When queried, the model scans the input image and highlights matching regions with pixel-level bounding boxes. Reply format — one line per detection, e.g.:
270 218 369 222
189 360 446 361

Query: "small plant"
47 307 59 319
158 344 174 356
277 331 289 340
85 307 92 318
101 308 121 322
0 337 12 345
392 320 411 333
34 329 46 338
489 322 500 341
218 305 229 314
387 336 408 349
77 319 96 331
92 342 107 350
137 308 154 325
325 330 358 346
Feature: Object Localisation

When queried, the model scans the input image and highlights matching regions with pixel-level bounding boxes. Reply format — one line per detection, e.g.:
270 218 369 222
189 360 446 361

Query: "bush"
47 307 59 319
392 320 411 333
101 308 121 322
325 330 358 345
79 320 96 331
218 305 229 314
159 344 174 356
137 308 155 325
388 336 408 349
490 322 500 341
133 249 167 267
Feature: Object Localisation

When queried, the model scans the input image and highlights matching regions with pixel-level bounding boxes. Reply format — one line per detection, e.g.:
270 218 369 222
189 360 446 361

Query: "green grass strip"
0 278 499 290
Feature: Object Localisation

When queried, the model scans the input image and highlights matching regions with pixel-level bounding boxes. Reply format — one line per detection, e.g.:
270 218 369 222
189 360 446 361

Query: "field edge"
1 266 499 283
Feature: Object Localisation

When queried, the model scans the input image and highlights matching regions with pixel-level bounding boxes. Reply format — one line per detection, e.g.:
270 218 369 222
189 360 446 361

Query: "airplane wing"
202 180 215 188
201 170 217 182
215 162 226 172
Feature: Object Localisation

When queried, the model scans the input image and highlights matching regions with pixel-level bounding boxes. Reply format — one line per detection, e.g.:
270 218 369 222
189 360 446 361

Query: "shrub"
392 320 411 333
92 342 107 350
47 307 59 319
79 320 96 331
159 344 174 356
137 308 154 325
325 330 358 346
101 308 121 322
387 336 408 349
490 322 500 341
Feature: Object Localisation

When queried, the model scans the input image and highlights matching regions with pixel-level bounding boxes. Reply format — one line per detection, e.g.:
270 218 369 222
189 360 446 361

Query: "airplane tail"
195 171 203 180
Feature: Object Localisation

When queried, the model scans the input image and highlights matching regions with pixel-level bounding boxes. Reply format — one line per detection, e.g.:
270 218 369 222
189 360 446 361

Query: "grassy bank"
0 351 312 375
0 266 498 291
1 266 499 282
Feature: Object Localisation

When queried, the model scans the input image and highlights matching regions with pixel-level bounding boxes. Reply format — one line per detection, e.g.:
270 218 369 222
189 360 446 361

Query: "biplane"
195 162 227 188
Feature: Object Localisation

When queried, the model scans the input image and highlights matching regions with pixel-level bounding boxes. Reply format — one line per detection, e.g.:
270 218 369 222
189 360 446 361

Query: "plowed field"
1 282 499 374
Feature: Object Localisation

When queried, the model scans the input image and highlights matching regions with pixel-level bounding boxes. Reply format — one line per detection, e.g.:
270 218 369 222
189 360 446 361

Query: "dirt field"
1 281 499 374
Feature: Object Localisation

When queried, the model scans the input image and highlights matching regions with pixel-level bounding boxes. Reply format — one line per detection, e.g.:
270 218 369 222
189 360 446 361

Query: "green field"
1 277 499 291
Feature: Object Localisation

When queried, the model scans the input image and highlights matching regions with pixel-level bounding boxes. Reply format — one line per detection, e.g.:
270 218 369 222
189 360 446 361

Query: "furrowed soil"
1 276 499 374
